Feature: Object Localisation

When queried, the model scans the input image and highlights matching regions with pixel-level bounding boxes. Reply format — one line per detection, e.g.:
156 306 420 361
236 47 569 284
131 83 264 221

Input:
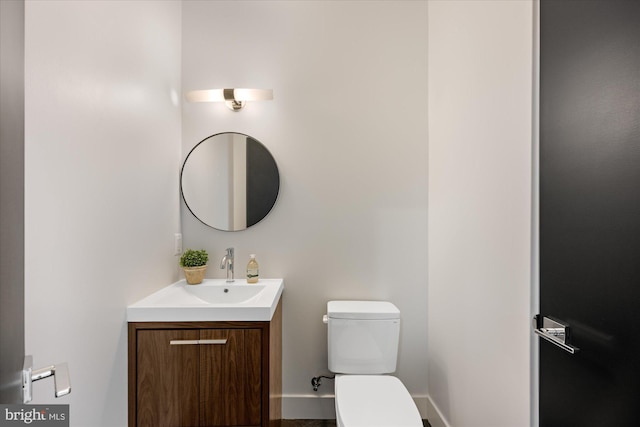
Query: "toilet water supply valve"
311 375 335 391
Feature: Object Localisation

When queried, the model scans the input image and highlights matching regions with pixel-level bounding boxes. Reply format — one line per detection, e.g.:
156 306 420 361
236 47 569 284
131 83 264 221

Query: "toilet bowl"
325 301 422 427
335 375 422 427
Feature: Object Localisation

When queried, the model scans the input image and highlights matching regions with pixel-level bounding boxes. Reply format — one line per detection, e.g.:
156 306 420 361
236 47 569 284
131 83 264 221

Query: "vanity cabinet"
128 301 282 427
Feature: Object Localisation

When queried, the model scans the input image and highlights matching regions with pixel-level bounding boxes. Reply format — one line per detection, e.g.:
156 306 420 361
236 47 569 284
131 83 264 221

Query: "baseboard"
282 394 430 420
426 395 451 427
282 395 335 419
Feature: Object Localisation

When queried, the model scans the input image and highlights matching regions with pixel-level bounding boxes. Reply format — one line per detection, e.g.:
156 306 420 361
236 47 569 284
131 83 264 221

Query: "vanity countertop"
127 278 283 322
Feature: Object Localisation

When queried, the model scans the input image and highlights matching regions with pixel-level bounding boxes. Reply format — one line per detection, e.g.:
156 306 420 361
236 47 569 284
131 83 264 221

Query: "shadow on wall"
428 354 451 420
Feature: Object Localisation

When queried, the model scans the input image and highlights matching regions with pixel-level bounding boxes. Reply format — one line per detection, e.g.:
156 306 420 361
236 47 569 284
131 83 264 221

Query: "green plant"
179 249 208 268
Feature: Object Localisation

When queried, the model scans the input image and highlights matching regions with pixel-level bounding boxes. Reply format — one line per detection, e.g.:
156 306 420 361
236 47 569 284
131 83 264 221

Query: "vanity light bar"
185 88 273 111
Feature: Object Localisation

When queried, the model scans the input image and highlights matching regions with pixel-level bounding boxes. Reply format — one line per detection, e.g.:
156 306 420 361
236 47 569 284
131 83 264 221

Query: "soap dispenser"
247 254 259 283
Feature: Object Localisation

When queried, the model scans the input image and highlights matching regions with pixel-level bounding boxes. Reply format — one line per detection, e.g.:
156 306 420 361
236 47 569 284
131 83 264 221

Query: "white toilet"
324 300 423 427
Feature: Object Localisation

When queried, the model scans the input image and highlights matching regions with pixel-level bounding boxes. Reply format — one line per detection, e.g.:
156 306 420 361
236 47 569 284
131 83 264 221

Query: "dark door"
539 1 640 425
0 0 25 405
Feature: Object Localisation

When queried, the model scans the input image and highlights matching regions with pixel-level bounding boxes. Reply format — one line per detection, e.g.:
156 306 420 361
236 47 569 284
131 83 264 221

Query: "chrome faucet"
220 247 234 282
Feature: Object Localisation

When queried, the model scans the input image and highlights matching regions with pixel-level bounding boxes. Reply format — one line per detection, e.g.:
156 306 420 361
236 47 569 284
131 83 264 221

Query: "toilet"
324 300 423 427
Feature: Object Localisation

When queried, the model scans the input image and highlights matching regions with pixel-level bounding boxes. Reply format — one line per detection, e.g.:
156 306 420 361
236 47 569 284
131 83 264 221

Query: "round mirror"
181 133 280 231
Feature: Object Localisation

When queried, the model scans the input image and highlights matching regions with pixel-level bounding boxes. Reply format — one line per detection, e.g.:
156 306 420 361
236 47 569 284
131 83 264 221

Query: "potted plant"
180 249 208 285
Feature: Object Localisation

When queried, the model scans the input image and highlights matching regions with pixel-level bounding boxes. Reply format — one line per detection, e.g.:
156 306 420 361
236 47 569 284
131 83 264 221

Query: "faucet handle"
220 247 235 270
221 248 235 282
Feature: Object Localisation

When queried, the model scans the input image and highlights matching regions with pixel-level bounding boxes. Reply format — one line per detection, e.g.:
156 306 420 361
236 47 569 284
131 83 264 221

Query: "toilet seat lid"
335 375 422 427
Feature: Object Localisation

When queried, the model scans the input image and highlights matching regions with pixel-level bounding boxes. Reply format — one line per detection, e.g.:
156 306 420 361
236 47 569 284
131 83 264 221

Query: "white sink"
127 278 283 322
185 283 267 304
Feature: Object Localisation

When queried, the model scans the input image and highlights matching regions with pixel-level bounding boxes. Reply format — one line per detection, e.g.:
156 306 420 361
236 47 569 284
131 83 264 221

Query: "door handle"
532 315 580 354
23 355 72 403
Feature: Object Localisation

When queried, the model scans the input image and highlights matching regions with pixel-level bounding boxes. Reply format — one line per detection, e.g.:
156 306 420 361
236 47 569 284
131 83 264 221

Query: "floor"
282 420 432 427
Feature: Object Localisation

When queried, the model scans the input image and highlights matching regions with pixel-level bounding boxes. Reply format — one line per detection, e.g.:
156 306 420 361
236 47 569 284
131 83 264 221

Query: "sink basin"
127 278 283 322
185 283 266 304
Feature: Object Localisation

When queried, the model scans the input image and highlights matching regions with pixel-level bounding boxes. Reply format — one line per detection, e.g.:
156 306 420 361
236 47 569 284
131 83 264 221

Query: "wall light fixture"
185 88 273 111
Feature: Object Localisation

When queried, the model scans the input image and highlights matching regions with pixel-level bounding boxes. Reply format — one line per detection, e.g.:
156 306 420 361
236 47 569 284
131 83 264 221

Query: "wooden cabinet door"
199 329 262 427
136 329 200 427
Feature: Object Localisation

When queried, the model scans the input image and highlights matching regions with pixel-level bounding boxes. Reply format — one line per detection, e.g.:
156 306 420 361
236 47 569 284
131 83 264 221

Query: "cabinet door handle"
170 339 227 345
198 339 227 345
170 340 199 345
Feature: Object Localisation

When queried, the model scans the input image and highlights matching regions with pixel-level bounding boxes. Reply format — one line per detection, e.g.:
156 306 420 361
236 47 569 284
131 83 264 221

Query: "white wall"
25 1 181 426
427 2 533 427
181 0 429 418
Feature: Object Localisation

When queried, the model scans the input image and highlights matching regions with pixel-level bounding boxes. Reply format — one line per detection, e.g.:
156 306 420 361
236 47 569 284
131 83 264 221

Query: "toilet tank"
326 300 400 374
